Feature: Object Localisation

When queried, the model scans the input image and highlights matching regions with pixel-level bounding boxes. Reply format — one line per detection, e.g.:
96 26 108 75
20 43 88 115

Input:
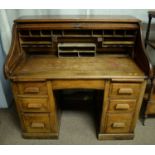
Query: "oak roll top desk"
4 15 153 140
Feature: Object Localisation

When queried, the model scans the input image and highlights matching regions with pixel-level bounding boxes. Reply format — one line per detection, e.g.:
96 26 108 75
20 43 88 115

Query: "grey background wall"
0 9 155 108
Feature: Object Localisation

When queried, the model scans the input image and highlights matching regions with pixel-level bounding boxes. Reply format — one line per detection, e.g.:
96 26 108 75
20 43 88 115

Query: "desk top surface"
15 15 140 23
12 55 144 80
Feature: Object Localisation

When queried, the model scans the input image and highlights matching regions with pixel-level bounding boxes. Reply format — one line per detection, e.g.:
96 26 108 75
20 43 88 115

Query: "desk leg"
98 80 110 139
47 81 59 137
145 15 152 47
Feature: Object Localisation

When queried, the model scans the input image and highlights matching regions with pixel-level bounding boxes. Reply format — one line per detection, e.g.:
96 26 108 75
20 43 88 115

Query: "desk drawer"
22 113 51 133
110 83 141 99
108 100 136 112
18 97 50 112
105 113 132 133
17 82 48 95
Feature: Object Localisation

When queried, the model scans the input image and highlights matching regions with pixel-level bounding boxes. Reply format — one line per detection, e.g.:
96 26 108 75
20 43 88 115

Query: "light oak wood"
118 88 133 95
22 113 51 133
112 122 126 128
98 133 134 140
31 122 45 128
4 16 152 140
52 80 105 90
115 103 130 110
24 87 40 93
11 55 145 81
105 113 133 133
18 97 50 112
100 80 110 133
17 82 48 95
108 100 136 112
110 83 141 99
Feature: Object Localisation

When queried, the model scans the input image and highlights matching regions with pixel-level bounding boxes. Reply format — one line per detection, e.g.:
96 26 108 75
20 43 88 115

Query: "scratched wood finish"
11 55 144 81
4 16 152 140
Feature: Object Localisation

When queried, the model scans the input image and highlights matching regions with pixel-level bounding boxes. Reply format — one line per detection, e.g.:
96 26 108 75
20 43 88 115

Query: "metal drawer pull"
24 87 40 93
27 103 42 109
115 104 130 110
112 122 125 128
31 122 45 128
118 88 133 95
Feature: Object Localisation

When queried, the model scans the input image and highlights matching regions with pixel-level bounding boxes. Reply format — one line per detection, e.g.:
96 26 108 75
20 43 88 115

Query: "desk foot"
22 132 59 139
98 133 134 140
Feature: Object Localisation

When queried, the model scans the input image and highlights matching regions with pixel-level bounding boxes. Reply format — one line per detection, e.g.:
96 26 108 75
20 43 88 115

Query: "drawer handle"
31 122 45 128
112 122 125 128
118 88 133 95
24 87 40 93
27 103 42 109
115 104 130 110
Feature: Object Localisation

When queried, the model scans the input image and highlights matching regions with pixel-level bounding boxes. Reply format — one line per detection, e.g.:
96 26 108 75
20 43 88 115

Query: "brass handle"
112 122 125 128
118 88 133 95
27 103 42 109
31 122 45 128
115 104 130 110
24 87 39 93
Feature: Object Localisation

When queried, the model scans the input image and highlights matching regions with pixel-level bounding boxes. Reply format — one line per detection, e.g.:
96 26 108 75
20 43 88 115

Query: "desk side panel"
4 23 26 79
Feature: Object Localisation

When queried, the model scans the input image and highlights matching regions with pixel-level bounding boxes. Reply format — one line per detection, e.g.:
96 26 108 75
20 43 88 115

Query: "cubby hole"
93 30 103 36
21 37 52 44
126 30 137 36
19 30 30 36
59 46 95 52
58 43 96 57
79 52 95 57
22 46 52 54
103 37 134 42
59 52 79 57
53 30 63 35
115 30 125 36
102 36 135 47
63 30 92 36
30 30 41 36
103 30 114 36
41 30 52 36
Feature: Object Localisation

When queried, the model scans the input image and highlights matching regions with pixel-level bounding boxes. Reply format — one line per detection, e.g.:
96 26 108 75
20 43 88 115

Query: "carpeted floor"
0 105 155 145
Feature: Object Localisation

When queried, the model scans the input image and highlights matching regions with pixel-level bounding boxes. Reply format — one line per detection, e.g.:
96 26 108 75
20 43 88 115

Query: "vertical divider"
113 30 116 36
40 30 43 37
47 81 59 134
99 80 110 134
29 30 32 37
124 30 127 37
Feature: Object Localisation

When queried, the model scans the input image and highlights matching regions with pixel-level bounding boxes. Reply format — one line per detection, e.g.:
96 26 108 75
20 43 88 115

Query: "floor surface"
0 105 155 145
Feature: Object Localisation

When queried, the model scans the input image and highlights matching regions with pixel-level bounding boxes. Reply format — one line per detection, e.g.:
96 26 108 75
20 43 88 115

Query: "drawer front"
17 82 48 95
108 100 136 112
18 97 50 112
110 83 141 99
105 113 132 133
22 114 51 133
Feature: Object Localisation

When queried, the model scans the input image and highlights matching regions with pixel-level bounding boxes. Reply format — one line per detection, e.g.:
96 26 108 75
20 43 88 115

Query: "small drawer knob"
27 103 42 109
118 88 133 95
31 122 45 128
112 122 125 128
115 104 130 110
24 87 40 93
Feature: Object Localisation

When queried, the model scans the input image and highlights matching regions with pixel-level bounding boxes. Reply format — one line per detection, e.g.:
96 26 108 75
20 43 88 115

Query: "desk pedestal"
12 79 146 140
